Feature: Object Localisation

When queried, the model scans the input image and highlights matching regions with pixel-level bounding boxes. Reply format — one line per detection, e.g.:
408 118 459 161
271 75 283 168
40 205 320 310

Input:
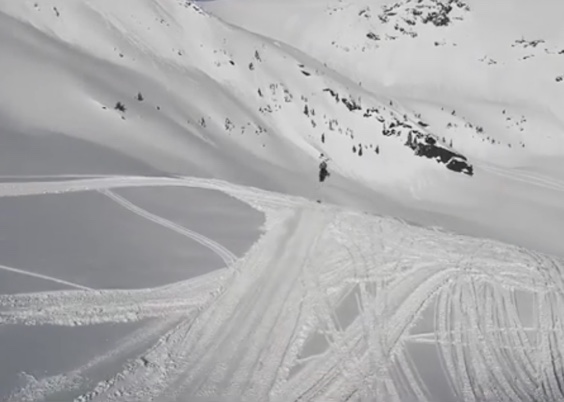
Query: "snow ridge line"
0 264 93 291
99 189 237 266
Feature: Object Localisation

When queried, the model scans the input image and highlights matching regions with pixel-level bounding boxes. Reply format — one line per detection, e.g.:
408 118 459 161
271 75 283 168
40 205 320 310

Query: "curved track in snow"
100 189 237 266
1 175 563 402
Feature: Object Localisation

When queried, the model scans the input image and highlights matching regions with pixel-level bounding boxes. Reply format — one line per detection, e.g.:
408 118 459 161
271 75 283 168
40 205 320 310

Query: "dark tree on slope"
115 102 126 112
358 146 363 156
319 160 330 182
353 145 357 153
136 92 144 101
376 145 380 154
321 133 325 143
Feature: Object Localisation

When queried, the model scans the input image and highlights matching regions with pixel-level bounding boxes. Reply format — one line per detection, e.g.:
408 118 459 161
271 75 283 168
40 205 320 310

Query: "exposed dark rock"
342 97 362 111
447 157 473 175
411 140 473 175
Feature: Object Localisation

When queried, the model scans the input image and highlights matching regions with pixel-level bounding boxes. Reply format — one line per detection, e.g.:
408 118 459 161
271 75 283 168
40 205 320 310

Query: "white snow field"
0 0 564 400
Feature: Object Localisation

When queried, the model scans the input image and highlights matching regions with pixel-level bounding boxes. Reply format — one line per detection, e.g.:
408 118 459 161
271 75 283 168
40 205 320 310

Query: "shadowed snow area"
0 189 260 290
115 186 263 258
0 321 145 400
0 125 166 178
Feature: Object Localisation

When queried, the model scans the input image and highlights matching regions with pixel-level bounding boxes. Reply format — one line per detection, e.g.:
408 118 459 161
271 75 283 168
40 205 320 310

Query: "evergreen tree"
114 102 126 112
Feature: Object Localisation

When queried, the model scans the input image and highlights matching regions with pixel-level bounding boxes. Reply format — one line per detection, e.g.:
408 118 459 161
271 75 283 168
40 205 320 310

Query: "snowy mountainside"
0 0 474 188
204 0 564 165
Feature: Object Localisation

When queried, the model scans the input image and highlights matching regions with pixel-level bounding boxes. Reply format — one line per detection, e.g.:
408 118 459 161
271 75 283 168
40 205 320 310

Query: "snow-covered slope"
2 0 564 254
1 0 564 400
0 0 475 188
204 0 564 162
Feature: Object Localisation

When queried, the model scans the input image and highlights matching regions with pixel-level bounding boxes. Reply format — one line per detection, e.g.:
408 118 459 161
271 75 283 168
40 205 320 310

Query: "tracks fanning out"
0 175 563 401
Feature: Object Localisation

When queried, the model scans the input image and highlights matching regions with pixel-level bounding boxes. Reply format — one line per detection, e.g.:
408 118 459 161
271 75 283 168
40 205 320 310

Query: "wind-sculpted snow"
1 176 563 401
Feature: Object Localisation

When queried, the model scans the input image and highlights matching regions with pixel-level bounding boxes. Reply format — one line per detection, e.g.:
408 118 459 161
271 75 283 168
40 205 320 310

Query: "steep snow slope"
203 0 564 162
0 0 473 187
200 0 564 256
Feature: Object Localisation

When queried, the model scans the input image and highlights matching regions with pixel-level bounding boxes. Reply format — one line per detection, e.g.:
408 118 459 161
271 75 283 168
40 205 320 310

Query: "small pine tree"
375 145 380 154
358 146 363 156
352 145 357 153
321 133 325 143
115 102 126 112
136 92 144 101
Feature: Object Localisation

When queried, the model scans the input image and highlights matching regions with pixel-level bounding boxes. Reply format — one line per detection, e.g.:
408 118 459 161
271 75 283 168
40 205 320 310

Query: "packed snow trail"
1 176 564 401
77 207 330 401
0 268 228 327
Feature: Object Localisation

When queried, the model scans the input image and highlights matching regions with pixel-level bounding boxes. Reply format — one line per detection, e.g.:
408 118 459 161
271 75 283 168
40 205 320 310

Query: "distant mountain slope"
0 0 475 188
2 0 564 257
203 0 564 163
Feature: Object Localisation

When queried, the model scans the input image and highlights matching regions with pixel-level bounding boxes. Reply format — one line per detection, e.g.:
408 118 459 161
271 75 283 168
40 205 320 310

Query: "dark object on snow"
319 160 330 182
114 102 126 112
414 143 473 176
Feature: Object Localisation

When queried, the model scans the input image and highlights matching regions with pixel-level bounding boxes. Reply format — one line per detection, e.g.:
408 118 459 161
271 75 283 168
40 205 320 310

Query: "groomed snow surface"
1 176 564 401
